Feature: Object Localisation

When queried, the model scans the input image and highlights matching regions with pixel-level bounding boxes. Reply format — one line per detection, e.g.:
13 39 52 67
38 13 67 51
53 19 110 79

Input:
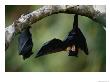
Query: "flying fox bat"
63 14 88 56
35 14 88 58
18 26 33 60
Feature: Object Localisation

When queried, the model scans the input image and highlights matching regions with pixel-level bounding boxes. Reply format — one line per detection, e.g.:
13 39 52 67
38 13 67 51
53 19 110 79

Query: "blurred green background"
5 5 106 72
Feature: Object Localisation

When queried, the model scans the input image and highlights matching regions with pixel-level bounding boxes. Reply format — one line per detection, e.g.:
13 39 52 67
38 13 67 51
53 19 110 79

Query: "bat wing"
77 28 89 55
35 38 64 58
18 28 33 60
19 37 33 59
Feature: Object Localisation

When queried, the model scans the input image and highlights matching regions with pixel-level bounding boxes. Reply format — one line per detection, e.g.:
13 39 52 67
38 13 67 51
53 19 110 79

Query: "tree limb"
5 5 106 50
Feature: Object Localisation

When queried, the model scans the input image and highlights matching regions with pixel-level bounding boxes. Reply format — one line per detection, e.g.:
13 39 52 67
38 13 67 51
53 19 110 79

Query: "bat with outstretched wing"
35 14 88 58
18 26 33 60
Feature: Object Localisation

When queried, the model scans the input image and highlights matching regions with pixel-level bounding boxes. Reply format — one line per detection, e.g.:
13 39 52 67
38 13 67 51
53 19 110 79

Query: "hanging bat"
63 14 88 56
18 26 33 60
35 14 88 58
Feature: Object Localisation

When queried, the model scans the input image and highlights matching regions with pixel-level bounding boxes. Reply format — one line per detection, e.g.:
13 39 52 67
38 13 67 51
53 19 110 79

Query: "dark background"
5 5 106 72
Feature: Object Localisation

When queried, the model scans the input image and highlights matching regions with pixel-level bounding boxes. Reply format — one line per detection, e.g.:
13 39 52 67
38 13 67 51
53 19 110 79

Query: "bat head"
65 45 78 57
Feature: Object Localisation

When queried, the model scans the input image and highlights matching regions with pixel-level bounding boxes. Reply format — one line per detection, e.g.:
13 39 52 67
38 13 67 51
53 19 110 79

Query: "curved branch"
5 5 106 50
